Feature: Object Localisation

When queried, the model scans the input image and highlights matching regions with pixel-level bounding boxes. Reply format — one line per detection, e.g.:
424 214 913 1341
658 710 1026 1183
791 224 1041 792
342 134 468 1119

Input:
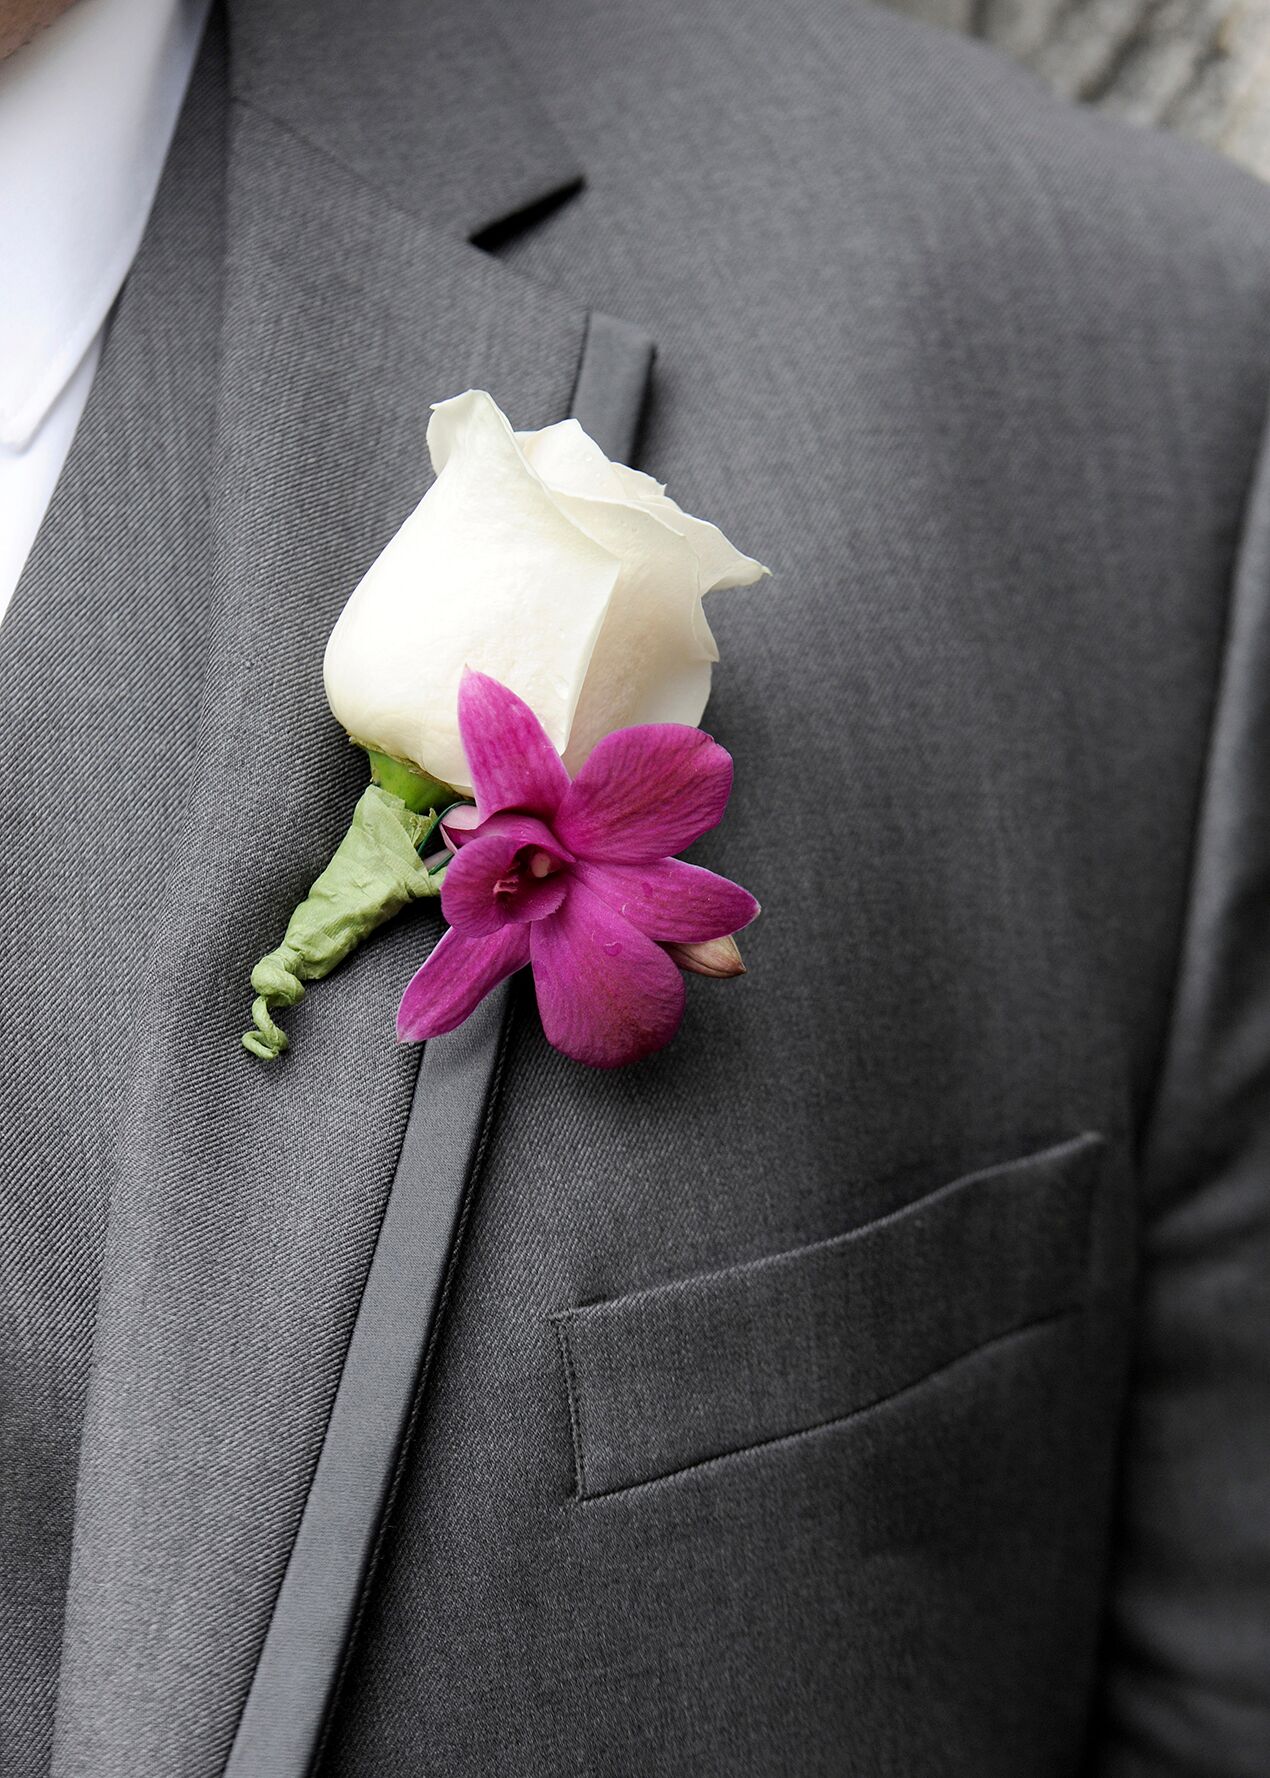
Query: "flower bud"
663 934 747 978
323 390 767 791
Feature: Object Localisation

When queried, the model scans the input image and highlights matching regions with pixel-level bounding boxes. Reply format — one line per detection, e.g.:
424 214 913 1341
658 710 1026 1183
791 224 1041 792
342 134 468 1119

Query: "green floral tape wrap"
242 782 443 1060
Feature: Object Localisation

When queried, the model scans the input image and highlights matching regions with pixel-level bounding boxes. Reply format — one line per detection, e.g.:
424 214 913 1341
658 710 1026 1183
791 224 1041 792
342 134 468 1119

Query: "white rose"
323 389 767 793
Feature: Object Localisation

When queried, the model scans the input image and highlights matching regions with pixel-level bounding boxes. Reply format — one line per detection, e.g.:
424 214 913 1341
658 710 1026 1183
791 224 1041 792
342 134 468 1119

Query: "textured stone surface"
885 0 1270 176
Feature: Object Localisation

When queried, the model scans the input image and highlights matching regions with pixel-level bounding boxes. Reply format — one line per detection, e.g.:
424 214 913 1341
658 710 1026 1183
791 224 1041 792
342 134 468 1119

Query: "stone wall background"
883 0 1270 176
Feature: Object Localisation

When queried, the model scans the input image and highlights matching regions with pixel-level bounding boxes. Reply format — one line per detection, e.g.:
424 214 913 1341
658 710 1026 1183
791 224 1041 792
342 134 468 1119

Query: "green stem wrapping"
242 783 444 1060
366 748 456 814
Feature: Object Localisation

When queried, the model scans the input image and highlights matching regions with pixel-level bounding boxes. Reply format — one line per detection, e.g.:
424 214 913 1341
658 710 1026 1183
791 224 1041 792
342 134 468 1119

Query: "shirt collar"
0 0 209 451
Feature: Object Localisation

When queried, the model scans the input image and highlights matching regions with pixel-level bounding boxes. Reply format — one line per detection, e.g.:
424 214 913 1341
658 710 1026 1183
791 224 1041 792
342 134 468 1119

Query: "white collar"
0 0 209 451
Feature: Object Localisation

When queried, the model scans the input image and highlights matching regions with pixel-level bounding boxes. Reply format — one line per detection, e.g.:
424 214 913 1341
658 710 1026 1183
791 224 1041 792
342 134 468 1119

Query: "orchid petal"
458 669 570 821
396 923 530 1042
529 883 685 1069
441 817 571 938
449 809 573 859
439 802 482 852
572 858 758 942
555 724 734 863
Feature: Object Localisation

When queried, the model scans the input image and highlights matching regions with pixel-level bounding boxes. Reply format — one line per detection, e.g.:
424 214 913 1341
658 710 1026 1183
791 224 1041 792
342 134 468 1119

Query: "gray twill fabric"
0 21 228 1776
1 0 1269 1774
44 98 586 1778
553 1134 1103 1500
0 3 592 1774
322 4 1270 1774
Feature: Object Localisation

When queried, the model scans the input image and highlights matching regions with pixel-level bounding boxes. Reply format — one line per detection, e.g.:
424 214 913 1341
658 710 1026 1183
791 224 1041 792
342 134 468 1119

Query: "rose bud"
323 389 767 790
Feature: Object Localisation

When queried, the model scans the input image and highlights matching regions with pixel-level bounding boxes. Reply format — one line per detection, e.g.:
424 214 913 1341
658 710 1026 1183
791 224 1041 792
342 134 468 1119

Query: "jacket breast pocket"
552 1132 1103 1500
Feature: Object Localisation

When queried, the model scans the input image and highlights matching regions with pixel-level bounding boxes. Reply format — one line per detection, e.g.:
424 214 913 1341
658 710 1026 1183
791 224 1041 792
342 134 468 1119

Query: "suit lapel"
228 0 583 243
223 308 655 1778
48 7 597 1774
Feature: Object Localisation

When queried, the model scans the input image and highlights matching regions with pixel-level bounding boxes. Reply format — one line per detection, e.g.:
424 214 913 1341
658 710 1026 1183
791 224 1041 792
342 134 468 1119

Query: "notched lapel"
48 76 592 1778
229 0 584 243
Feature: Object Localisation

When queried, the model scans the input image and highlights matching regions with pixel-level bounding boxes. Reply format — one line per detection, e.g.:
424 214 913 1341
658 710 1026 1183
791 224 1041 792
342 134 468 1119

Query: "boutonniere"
243 390 768 1069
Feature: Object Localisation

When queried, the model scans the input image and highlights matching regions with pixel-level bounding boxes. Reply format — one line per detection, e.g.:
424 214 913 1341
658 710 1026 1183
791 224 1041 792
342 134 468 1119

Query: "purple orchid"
396 671 759 1068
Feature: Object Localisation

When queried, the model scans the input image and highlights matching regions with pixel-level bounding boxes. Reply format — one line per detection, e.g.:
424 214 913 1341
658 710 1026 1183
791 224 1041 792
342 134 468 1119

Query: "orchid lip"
493 846 567 901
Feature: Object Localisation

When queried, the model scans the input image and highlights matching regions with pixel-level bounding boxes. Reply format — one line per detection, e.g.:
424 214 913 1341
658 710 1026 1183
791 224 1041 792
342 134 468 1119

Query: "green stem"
366 748 458 814
242 782 444 1060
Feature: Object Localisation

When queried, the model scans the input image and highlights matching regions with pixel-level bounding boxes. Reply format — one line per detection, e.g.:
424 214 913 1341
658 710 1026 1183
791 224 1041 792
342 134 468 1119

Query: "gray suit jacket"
3 1 1269 1773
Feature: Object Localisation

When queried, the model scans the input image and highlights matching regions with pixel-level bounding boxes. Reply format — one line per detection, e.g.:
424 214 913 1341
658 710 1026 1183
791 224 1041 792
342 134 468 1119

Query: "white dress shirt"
0 0 208 624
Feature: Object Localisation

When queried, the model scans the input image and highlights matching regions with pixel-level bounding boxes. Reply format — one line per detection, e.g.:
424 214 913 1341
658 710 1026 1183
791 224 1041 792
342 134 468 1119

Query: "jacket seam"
1135 365 1270 1188
553 1318 589 1502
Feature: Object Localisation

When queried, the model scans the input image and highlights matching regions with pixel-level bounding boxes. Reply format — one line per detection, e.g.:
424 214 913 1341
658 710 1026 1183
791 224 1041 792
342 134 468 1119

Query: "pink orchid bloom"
396 670 759 1068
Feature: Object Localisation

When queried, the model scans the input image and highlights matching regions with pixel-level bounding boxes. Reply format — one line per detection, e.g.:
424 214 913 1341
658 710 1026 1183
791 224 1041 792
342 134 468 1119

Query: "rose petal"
554 724 734 863
515 418 629 500
396 923 530 1041
607 463 770 592
325 392 618 791
529 882 685 1069
458 668 571 822
441 817 571 938
573 858 758 942
541 493 714 772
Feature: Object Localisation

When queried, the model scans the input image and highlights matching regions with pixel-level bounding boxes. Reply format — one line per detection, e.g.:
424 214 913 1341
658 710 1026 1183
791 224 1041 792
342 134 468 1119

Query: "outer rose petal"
607 462 770 593
440 818 570 937
529 883 685 1069
458 669 570 821
573 858 758 943
527 448 769 770
545 494 714 773
396 924 530 1041
515 418 629 501
555 724 734 863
